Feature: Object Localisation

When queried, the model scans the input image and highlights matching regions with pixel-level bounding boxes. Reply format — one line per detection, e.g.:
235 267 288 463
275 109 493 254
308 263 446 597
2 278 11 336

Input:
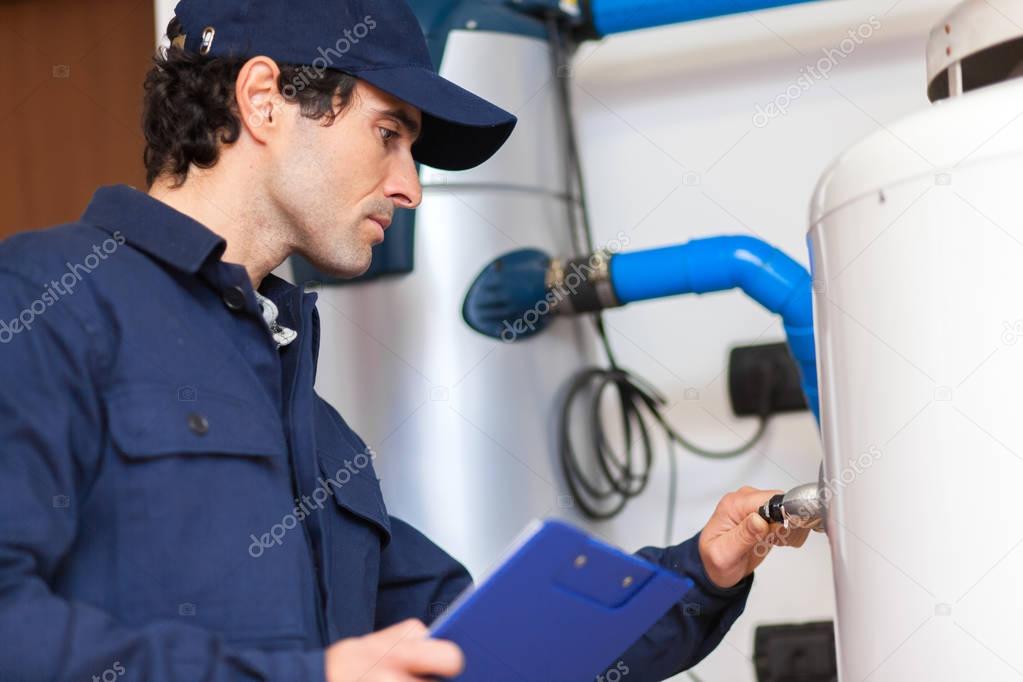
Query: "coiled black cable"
546 13 768 547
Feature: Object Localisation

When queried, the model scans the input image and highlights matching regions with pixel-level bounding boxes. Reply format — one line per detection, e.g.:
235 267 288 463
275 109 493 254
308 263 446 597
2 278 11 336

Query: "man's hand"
325 618 464 682
698 486 810 589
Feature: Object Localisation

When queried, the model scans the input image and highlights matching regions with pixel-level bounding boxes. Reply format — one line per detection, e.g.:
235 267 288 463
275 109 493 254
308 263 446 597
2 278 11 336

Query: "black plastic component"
573 0 603 41
759 494 785 524
728 342 808 418
754 621 837 682
558 254 608 314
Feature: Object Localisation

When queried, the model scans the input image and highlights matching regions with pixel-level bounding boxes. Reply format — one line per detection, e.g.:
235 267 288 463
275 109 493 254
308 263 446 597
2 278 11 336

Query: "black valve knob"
758 494 785 524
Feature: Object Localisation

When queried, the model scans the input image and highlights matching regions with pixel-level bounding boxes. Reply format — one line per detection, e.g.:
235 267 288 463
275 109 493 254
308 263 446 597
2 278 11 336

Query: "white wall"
154 0 173 46
569 0 961 679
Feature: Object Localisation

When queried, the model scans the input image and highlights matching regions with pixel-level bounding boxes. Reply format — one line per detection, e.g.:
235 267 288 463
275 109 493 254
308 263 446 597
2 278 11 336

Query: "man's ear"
236 56 283 144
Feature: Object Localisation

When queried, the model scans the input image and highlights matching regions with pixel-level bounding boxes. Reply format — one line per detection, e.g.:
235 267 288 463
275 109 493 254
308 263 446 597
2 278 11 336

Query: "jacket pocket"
315 440 391 637
103 381 307 641
318 450 392 545
315 397 391 545
312 397 393 637
105 381 288 459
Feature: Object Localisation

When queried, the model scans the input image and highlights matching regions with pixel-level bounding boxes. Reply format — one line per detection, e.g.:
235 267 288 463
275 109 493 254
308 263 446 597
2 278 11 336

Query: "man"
0 1 807 680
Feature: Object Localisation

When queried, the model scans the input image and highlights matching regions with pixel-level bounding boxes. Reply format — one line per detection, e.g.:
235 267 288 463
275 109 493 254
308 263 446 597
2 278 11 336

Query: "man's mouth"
368 215 392 230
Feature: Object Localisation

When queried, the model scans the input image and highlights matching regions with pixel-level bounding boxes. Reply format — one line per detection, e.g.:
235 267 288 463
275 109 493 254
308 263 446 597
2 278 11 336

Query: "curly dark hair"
142 17 359 187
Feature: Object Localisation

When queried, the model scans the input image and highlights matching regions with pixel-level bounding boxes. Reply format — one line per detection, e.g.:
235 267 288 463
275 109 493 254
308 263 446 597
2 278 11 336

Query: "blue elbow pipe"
611 236 819 421
588 0 823 36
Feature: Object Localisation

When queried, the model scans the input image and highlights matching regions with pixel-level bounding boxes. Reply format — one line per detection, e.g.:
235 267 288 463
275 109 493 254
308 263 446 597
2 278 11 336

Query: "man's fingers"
374 619 464 678
714 512 770 563
324 620 465 682
702 512 771 587
365 619 431 661
376 618 428 642
725 488 782 522
740 512 770 546
775 526 811 548
391 638 465 678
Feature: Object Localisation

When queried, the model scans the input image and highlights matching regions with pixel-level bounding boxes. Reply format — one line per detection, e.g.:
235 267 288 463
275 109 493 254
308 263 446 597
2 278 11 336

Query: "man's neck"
148 168 291 289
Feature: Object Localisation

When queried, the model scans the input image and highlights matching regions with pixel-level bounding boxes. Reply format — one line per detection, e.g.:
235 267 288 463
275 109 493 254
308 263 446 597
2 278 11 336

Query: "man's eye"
380 127 398 143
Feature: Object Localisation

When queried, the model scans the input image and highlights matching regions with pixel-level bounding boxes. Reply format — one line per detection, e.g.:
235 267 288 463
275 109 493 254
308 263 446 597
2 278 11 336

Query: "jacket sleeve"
611 532 754 682
374 516 474 629
0 268 326 682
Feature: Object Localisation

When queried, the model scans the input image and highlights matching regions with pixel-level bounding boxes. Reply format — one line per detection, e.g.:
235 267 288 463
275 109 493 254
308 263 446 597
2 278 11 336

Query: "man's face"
269 80 423 278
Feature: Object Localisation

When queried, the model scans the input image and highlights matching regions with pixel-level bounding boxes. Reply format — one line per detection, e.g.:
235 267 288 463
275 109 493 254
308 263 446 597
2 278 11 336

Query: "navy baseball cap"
172 0 517 171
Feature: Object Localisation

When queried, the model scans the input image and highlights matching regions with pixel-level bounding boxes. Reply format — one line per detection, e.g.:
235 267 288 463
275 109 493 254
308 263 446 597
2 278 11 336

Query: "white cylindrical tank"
810 76 1023 679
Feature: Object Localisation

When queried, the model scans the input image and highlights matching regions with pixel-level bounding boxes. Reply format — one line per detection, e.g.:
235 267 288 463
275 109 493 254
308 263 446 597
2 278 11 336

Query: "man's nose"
385 156 423 209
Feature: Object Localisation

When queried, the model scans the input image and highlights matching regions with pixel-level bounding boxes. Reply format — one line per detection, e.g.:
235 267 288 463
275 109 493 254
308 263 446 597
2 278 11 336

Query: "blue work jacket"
0 185 752 681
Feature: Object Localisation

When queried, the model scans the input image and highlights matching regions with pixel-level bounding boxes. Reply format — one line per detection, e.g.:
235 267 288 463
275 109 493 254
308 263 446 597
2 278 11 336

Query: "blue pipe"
588 0 823 37
611 236 819 421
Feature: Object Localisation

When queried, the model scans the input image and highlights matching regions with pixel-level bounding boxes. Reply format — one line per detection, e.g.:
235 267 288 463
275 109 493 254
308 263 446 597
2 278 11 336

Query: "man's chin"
298 249 373 280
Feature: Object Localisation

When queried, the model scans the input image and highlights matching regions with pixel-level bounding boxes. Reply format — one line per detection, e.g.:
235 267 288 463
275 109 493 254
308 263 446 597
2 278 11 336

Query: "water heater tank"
809 68 1023 680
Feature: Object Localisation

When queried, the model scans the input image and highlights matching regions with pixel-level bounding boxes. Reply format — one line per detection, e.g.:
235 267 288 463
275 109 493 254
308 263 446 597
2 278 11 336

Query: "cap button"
199 26 216 55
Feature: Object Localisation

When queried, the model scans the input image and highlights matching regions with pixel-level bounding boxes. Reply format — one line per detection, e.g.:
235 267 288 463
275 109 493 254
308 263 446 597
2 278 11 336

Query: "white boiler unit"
810 1 1023 677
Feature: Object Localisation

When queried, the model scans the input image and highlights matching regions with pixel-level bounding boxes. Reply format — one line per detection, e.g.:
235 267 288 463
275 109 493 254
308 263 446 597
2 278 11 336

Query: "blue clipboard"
429 519 693 682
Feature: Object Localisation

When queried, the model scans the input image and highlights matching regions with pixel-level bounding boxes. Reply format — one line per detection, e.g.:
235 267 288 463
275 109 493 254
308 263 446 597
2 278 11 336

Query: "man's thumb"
734 512 770 549
705 513 771 585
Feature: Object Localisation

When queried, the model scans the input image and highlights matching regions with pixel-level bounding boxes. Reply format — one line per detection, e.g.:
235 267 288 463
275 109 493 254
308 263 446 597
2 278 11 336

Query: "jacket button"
187 413 209 436
223 286 247 311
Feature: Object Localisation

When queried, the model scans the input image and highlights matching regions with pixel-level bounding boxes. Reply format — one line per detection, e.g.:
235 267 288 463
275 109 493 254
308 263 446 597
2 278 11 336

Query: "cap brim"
353 66 517 171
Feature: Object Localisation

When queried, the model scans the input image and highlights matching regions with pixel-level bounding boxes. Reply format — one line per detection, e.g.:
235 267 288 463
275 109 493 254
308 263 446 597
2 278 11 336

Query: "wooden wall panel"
0 0 155 237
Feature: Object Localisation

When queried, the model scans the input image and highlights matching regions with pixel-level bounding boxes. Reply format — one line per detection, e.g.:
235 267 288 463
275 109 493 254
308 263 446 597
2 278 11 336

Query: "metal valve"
757 482 825 531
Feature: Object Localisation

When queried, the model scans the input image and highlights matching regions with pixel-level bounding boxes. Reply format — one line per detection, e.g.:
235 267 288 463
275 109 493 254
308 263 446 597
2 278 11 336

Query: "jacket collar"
81 184 226 274
81 184 319 362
